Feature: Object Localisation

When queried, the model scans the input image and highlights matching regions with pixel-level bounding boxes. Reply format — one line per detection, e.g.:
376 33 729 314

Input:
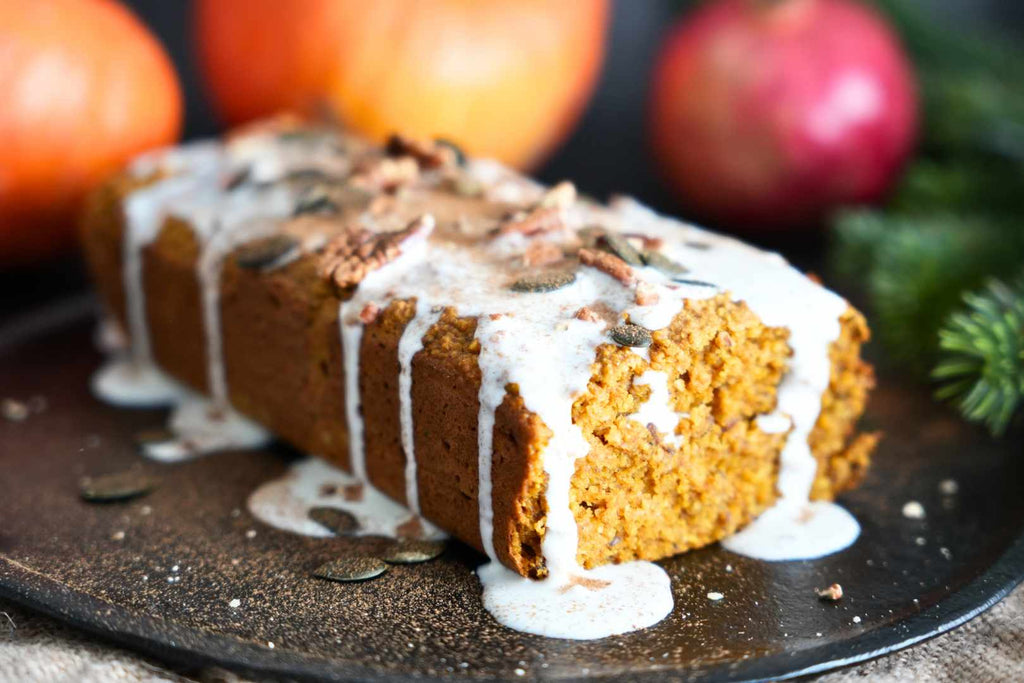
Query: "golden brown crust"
81 170 878 579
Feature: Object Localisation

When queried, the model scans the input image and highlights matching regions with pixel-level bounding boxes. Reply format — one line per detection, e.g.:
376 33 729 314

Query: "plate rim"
2 296 1022 682
2 534 1021 683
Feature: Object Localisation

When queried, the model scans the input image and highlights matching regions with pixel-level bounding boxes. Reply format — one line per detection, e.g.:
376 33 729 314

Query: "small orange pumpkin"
195 0 610 170
0 0 182 266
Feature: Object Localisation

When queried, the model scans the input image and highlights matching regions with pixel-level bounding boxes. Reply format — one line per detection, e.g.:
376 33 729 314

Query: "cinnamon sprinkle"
557 574 612 594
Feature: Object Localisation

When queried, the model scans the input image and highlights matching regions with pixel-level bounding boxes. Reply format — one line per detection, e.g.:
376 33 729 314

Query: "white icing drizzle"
719 500 860 561
144 396 270 463
330 222 683 638
629 369 686 449
122 146 223 369
339 319 367 481
473 322 505 562
94 315 129 355
338 218 435 484
477 559 672 640
91 129 864 641
248 457 445 540
194 197 293 403
96 135 315 458
397 302 444 514
92 357 188 408
608 199 860 561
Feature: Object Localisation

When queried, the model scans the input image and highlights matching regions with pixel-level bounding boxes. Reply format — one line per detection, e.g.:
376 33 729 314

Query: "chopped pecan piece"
350 156 419 192
623 232 664 250
385 134 459 169
574 306 603 323
320 215 435 291
579 247 635 286
359 303 381 324
522 241 565 267
538 181 577 210
634 280 660 306
498 207 563 237
816 583 844 602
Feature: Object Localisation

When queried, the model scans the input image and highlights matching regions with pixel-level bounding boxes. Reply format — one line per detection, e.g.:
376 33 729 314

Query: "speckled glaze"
1 302 1022 680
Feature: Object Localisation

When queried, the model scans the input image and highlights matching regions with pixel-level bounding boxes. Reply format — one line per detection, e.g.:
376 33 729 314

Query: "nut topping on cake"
293 187 341 217
350 156 420 192
538 181 577 210
599 232 643 266
641 250 689 278
609 323 652 347
385 133 459 169
578 247 635 286
320 215 435 291
235 235 301 271
574 306 608 324
359 303 381 324
509 270 577 293
522 241 564 267
498 206 564 237
635 280 660 306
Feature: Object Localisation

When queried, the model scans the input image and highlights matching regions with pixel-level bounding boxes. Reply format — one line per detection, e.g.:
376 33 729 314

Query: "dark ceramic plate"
1 296 1022 682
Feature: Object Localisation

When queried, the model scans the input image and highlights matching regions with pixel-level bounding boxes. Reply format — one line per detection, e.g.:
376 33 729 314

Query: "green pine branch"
832 209 1024 374
933 273 1024 436
888 158 1024 217
872 0 1024 163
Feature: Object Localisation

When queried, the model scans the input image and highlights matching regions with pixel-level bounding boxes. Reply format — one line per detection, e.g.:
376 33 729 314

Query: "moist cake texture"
81 120 877 580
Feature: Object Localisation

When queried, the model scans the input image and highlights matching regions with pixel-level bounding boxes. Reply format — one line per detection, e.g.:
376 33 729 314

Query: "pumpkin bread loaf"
81 122 877 578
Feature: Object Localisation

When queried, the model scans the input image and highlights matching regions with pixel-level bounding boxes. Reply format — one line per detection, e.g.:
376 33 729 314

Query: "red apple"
649 0 918 230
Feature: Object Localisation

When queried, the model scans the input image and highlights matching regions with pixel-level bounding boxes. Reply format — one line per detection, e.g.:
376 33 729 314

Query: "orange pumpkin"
195 0 610 170
0 0 182 266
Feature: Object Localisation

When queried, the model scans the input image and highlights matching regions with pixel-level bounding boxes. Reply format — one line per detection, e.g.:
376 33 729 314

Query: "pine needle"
933 273 1024 436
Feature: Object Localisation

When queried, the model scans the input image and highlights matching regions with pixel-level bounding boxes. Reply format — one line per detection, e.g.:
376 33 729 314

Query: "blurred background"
139 0 1024 206
1 0 1022 434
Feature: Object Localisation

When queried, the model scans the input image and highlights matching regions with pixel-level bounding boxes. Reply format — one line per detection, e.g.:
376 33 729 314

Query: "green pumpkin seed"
293 191 340 217
510 271 576 293
451 175 483 197
80 470 160 503
313 557 388 582
1 399 29 422
284 168 338 184
308 506 359 535
234 235 301 270
672 278 717 288
434 138 467 167
609 323 652 348
224 166 252 191
278 129 330 144
332 185 375 210
641 250 689 278
601 233 643 266
380 540 446 565
577 226 604 249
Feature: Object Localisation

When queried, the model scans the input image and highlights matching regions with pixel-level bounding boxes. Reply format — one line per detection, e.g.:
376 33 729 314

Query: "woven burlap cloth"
0 584 1021 682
